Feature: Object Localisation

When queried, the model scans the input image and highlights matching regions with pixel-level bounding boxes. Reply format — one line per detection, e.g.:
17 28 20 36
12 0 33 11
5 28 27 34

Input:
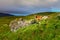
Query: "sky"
0 0 60 16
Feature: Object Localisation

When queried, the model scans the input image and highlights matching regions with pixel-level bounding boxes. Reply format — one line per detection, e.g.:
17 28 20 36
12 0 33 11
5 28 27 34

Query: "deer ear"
36 16 37 18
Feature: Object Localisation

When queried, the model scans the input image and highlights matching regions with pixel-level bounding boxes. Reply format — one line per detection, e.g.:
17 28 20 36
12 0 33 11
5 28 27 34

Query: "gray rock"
9 18 33 32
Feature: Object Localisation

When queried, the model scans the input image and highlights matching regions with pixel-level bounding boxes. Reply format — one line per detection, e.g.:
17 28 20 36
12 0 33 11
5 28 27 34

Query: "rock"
9 18 33 32
9 19 19 32
42 16 48 20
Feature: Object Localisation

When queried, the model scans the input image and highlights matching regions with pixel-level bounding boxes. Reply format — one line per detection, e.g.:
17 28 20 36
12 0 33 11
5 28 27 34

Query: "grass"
0 12 60 40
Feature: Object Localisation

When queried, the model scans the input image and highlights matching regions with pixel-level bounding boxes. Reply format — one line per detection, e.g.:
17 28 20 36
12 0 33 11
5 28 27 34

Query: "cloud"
0 0 59 14
0 0 58 7
17 0 58 7
0 0 15 7
47 0 58 2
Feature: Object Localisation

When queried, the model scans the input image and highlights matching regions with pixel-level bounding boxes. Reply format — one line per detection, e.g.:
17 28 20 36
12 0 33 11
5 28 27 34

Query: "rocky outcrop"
9 16 49 32
9 18 34 32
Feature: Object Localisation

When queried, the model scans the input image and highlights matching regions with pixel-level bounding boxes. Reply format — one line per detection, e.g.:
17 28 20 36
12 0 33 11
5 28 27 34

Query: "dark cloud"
0 0 60 15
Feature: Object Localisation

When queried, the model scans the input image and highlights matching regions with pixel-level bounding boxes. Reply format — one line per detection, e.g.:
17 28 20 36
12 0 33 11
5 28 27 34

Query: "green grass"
0 12 60 40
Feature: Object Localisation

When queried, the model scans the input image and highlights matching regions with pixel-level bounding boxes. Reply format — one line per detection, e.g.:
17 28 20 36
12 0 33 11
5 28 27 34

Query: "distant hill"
0 13 14 17
28 12 58 16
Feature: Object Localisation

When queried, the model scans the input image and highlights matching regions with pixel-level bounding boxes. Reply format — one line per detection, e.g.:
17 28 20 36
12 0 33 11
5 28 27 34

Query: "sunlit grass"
0 13 60 40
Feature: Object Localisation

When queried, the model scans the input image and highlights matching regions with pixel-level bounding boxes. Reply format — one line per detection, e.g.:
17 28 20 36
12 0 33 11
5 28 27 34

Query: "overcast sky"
0 0 60 16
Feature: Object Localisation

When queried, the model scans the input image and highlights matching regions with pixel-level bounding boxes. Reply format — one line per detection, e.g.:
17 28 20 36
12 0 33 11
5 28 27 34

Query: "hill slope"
0 13 14 17
0 12 60 40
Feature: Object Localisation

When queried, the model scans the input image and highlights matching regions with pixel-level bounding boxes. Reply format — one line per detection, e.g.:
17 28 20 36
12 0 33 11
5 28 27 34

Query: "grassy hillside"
0 12 58 24
0 12 60 40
